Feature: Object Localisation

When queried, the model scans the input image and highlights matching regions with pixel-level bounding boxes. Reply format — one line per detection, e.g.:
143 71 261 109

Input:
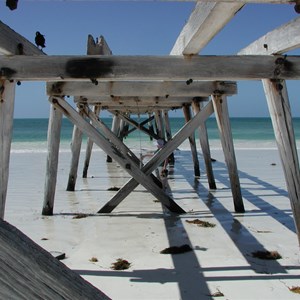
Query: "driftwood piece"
0 219 110 299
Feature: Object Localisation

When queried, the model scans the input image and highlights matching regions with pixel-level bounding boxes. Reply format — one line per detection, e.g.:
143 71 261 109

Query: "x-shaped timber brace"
43 94 245 215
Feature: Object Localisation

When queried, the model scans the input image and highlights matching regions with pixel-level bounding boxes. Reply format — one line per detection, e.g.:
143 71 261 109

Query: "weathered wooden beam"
2 55 300 81
98 100 214 213
212 94 245 213
263 79 300 244
0 21 44 55
239 17 300 55
0 219 110 300
50 96 185 214
106 114 121 162
114 112 161 141
171 2 244 55
182 104 200 177
83 105 100 178
47 80 237 97
0 81 15 219
42 104 63 215
66 105 84 191
239 17 300 244
192 98 216 190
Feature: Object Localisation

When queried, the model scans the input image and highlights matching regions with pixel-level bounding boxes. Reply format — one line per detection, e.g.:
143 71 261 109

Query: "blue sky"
1 1 299 118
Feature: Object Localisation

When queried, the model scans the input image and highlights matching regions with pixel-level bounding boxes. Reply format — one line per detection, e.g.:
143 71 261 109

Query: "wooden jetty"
0 0 300 249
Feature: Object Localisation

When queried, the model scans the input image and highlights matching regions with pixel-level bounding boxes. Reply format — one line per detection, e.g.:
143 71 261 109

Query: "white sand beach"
4 144 300 300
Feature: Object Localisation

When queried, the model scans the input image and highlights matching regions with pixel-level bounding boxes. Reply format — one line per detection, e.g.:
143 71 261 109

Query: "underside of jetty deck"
1 0 300 250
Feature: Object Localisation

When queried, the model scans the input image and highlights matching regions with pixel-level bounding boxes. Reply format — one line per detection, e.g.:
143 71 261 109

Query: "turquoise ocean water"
11 117 300 153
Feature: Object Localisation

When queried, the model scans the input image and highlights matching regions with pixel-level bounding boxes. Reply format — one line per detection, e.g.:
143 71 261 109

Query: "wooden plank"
263 79 300 244
42 104 62 215
171 2 244 55
48 80 237 97
154 110 165 140
182 104 200 177
0 21 44 55
192 98 217 189
50 97 185 214
239 17 300 55
99 100 214 213
2 55 300 81
0 219 110 299
212 94 245 213
66 105 84 191
0 80 15 219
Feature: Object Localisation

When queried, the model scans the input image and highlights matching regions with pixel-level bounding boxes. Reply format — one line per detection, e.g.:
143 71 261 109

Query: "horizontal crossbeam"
1 55 299 81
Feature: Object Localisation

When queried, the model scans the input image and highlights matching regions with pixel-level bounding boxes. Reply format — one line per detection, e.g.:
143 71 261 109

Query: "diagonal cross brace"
84 105 163 188
49 96 185 214
99 100 214 213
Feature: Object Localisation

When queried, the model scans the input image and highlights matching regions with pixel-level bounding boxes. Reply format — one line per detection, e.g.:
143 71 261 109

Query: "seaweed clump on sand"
186 219 216 228
107 186 120 191
289 286 300 294
111 258 131 270
72 213 88 219
251 250 282 260
160 244 193 254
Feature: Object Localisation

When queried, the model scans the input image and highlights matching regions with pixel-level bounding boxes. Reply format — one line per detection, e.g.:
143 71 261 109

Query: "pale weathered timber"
0 81 15 219
0 219 110 300
106 113 121 162
48 80 237 97
211 94 245 213
238 17 300 56
182 104 200 177
0 21 44 55
154 110 165 140
98 100 214 213
86 107 164 189
263 79 300 244
239 18 300 244
116 112 160 141
192 98 217 190
89 35 113 164
171 2 244 55
83 105 101 178
66 105 84 191
49 97 185 214
2 55 300 81
163 110 175 165
42 103 62 215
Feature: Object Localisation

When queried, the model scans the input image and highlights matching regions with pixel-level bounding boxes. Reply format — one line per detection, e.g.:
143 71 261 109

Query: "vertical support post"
154 109 165 140
192 98 216 189
263 79 300 244
163 110 175 165
66 105 84 191
182 104 200 177
148 113 154 141
0 80 15 219
211 93 245 213
43 99 62 215
106 114 121 162
83 105 100 178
